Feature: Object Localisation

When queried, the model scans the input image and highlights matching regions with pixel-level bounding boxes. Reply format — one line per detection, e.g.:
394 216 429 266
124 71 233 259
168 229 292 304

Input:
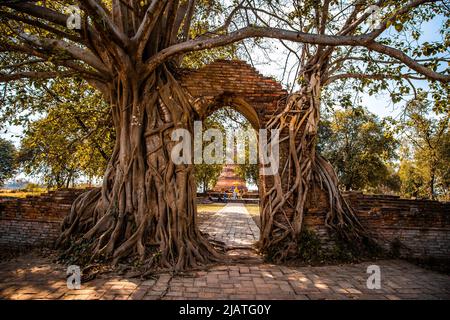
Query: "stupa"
212 164 248 192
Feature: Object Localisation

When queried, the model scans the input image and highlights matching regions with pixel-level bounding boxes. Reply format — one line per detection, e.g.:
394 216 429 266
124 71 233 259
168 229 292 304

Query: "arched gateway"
178 59 288 207
176 60 350 262
179 60 287 129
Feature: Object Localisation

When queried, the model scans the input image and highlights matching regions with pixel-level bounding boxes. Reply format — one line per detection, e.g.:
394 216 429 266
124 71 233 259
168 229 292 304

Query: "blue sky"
250 15 445 120
1 11 446 185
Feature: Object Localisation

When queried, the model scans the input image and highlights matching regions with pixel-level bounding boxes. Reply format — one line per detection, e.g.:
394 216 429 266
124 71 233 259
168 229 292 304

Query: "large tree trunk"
259 64 371 261
57 67 221 271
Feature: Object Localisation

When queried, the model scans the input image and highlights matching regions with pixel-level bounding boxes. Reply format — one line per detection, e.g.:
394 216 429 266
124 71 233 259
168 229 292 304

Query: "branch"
19 33 110 75
182 0 196 40
366 0 434 41
133 0 168 59
0 58 45 70
0 70 76 82
324 72 425 85
365 41 449 82
79 0 129 48
144 26 370 74
145 26 449 82
0 10 84 45
5 2 68 27
1 42 107 81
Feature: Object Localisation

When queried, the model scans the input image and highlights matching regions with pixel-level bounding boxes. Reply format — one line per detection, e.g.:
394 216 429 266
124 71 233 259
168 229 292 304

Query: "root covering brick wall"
179 60 450 260
0 189 86 248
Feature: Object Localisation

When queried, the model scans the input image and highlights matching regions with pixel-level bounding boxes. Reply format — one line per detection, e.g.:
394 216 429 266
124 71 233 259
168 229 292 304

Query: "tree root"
259 66 379 262
56 67 223 272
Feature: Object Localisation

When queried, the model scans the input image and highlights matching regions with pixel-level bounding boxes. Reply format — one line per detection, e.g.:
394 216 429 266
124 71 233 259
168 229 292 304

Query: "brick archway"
178 60 288 247
179 60 287 129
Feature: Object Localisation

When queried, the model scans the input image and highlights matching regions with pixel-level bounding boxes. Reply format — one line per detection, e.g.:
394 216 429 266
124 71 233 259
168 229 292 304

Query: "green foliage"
22 182 43 192
194 106 259 191
194 113 224 192
235 162 259 187
296 229 324 263
0 138 16 186
318 106 399 192
14 78 113 188
397 94 449 200
195 163 223 193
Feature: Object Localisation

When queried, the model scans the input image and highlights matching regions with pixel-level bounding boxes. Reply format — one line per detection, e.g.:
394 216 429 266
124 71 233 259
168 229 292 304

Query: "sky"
0 7 446 184
246 15 445 120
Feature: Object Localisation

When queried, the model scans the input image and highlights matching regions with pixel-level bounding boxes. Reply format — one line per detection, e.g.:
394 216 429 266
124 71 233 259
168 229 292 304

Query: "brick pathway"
0 253 449 300
199 203 259 249
1 205 449 300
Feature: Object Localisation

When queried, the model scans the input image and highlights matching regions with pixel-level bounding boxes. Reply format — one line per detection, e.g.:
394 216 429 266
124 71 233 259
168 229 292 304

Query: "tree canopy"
15 77 113 187
0 138 16 187
1 1 448 89
397 93 449 199
318 106 399 192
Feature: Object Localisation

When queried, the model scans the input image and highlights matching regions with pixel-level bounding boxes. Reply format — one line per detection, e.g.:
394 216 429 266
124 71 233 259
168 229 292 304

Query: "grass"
196 203 226 213
0 189 46 198
245 203 261 228
196 203 226 224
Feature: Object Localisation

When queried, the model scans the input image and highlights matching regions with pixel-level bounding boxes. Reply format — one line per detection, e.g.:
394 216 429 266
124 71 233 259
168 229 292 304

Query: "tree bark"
57 67 221 270
429 167 436 200
259 64 371 261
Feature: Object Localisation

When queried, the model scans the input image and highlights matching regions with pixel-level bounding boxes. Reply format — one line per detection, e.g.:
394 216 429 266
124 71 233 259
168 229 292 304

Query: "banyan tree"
0 0 448 270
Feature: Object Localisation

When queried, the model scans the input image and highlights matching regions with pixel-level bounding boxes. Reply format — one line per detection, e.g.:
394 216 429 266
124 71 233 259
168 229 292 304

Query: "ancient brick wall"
0 60 448 259
0 189 86 248
304 191 450 260
346 193 450 259
179 59 289 204
1 188 449 260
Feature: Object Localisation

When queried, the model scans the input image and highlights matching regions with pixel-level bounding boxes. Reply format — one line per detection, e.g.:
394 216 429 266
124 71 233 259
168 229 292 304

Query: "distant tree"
195 163 223 193
193 113 224 193
318 107 398 192
437 131 450 200
15 78 113 188
398 158 427 198
398 95 449 199
0 138 16 187
236 163 259 188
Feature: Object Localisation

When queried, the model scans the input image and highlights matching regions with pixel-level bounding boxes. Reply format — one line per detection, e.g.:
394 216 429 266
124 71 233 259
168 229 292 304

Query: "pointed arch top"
178 60 287 128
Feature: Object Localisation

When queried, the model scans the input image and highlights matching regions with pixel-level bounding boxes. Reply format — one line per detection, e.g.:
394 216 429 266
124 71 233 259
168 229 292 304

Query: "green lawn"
196 203 226 213
245 203 261 228
0 189 45 198
196 203 226 224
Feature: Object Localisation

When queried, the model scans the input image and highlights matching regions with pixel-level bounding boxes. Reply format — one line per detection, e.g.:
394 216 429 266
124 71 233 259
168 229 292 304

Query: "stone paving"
0 203 449 300
0 253 449 300
199 203 259 249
